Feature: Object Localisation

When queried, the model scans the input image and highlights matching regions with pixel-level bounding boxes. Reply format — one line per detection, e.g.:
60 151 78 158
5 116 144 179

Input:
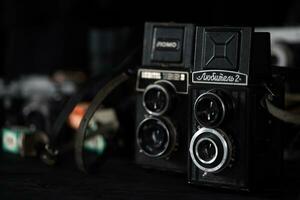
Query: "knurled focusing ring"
189 127 232 173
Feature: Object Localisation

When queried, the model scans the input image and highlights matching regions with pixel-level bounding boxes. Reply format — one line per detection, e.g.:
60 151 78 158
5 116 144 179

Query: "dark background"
1 1 300 199
1 0 300 78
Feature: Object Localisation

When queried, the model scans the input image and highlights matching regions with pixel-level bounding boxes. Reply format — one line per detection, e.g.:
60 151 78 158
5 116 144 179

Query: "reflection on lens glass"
195 93 224 127
137 118 169 157
196 98 219 123
197 139 216 163
144 87 167 114
190 128 232 173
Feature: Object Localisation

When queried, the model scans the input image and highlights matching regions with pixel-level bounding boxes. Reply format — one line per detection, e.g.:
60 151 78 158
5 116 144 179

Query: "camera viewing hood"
142 22 195 68
192 27 271 86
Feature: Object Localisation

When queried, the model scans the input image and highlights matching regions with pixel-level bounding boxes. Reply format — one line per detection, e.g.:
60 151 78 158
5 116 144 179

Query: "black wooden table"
0 154 299 200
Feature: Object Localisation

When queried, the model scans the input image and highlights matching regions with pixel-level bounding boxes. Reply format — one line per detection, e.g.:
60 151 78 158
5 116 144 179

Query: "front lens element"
189 128 232 173
194 92 226 127
196 138 218 164
144 87 168 114
137 118 170 157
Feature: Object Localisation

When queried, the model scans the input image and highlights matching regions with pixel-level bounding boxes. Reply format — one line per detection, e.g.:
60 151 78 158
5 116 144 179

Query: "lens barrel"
194 90 231 128
189 127 232 173
143 81 176 116
137 117 176 158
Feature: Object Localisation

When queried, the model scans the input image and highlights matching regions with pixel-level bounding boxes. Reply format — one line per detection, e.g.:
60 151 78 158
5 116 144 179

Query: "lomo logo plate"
155 39 180 51
192 70 248 86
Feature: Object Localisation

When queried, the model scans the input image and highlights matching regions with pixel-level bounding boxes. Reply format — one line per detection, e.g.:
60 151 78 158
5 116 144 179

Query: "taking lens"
189 128 233 173
196 138 217 164
137 117 174 158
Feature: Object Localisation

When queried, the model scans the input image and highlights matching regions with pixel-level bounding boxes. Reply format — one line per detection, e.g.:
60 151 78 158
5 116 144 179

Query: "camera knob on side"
142 81 176 116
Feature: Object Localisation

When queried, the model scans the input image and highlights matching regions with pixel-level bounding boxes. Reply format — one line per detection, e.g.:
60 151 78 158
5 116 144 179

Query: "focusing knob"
143 81 176 116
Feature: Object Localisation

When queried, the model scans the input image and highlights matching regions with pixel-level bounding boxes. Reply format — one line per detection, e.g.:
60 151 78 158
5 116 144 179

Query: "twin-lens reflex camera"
135 22 283 191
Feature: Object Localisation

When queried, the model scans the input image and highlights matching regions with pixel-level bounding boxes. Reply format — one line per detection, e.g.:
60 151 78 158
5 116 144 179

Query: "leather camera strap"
41 46 140 167
75 72 130 173
265 96 300 124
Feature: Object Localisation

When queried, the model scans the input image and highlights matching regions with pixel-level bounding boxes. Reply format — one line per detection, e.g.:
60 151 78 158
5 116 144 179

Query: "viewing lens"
194 92 225 127
144 87 167 114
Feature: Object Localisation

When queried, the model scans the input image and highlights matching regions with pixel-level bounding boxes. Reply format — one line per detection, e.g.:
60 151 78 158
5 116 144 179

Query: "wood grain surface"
0 155 299 200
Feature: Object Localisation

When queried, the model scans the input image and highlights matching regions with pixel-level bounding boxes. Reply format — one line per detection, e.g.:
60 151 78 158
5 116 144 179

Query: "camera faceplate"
189 86 249 188
135 67 190 172
189 84 282 190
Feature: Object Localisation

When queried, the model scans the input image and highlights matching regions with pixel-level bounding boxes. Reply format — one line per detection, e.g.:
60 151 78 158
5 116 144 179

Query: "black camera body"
188 27 283 190
135 22 194 172
135 22 283 190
